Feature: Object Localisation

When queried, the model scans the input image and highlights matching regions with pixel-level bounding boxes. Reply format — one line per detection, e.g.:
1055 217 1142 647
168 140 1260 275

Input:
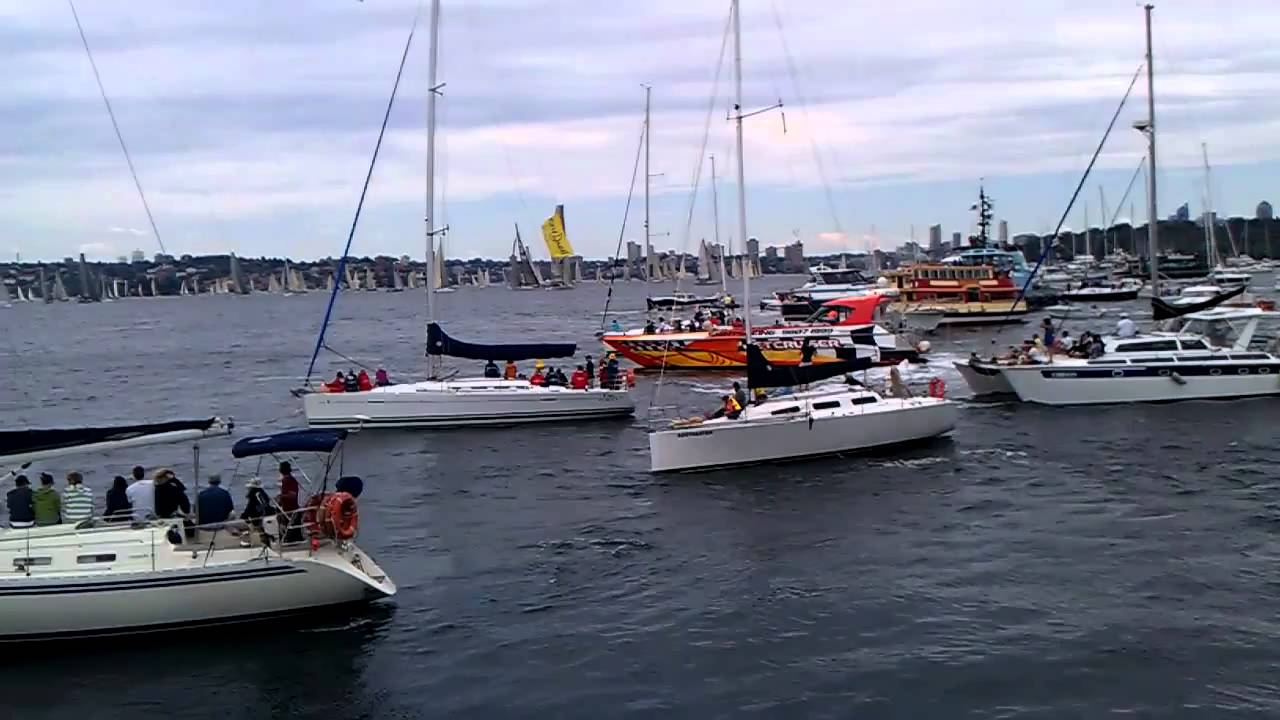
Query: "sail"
746 345 872 390
1151 284 1246 320
1 418 231 465
541 205 574 259
364 267 377 290
426 322 575 361
268 273 283 293
697 241 712 281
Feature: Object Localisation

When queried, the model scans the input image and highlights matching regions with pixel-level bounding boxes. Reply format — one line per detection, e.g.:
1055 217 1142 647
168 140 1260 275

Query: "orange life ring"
323 491 359 540
928 377 946 398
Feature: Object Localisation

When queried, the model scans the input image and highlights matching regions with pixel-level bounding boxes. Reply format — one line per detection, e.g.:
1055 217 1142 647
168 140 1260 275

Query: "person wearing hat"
6 475 34 529
62 472 94 525
240 477 277 547
529 360 547 386
32 473 61 526
1115 312 1137 338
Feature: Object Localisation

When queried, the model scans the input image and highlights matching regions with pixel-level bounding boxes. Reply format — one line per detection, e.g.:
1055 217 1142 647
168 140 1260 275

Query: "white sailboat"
363 267 378 292
0 420 394 640
646 0 956 472
302 0 634 430
288 266 308 294
268 272 284 294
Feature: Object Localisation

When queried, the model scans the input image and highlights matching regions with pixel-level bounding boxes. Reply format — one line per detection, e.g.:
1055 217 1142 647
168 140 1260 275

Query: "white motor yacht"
955 308 1280 405
0 422 395 641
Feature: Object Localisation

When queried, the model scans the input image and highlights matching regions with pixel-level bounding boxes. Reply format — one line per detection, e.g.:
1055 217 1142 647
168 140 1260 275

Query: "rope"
599 119 648 332
304 3 423 385
68 0 165 254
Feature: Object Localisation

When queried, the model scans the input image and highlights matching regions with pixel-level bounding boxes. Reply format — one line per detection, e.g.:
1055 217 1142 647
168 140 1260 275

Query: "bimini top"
426 322 575 362
1 418 232 466
232 429 347 458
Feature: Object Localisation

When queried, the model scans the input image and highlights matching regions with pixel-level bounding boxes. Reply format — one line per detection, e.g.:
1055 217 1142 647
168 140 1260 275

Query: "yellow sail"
540 205 574 259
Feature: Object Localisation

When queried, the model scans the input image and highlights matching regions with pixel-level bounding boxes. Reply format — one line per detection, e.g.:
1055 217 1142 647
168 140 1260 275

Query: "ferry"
940 247 1034 290
601 294 922 370
885 262 1029 327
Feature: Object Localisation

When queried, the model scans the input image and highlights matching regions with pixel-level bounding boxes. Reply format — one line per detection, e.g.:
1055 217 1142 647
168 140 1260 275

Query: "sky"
3 0 1280 262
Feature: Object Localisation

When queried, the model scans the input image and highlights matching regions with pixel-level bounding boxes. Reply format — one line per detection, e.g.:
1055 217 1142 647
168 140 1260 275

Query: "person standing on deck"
1041 318 1056 349
61 472 93 525
605 353 621 389
584 355 595 388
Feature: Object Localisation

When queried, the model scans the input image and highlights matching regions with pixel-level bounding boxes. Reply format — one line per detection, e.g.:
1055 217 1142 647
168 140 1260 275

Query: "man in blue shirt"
196 475 235 542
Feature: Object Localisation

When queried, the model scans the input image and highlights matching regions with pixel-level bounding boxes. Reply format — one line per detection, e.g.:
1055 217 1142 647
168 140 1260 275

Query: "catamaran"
0 419 394 640
301 0 634 430
646 0 956 472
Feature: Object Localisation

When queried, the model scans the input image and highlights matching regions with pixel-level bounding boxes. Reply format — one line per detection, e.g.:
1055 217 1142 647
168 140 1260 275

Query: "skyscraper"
928 224 942 251
1257 201 1273 220
998 220 1009 244
951 231 962 248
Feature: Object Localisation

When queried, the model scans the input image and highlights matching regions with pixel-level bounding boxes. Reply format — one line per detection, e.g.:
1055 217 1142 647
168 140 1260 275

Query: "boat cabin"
889 263 1019 303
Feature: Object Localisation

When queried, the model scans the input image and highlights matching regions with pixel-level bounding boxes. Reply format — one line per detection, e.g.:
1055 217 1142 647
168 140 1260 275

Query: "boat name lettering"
758 339 845 350
676 430 714 438
1048 372 1078 378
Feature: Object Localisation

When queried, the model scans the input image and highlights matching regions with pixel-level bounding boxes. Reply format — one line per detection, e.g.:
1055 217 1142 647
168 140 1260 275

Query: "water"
3 278 1279 719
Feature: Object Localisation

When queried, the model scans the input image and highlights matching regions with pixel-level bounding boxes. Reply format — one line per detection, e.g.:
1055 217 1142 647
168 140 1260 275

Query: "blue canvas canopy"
232 429 347 458
426 322 575 362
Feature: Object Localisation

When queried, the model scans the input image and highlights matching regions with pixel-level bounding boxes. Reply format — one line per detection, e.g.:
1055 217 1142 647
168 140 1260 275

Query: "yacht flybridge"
0 420 395 641
300 0 634 429
955 308 1280 405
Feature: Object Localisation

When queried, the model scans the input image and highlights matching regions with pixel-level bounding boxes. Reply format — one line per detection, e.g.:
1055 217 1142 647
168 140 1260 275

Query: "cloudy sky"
3 0 1279 262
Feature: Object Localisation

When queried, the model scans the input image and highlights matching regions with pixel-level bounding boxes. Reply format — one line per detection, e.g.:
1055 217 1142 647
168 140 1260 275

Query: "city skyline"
5 1 1280 262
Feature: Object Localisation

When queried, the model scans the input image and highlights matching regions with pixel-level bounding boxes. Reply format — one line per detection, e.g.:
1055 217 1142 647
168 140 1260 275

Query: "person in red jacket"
569 365 589 390
324 372 346 393
356 369 374 391
529 360 547 386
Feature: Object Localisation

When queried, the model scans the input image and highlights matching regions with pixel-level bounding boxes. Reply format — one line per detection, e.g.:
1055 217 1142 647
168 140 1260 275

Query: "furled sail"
1151 284 1246 320
1 418 232 465
746 345 872 390
426 322 575 361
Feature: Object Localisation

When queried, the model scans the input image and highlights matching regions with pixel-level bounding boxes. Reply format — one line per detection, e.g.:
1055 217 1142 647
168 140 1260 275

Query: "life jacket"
503 364 518 380
325 379 345 393
723 396 742 415
570 370 588 389
357 372 373 391
530 371 546 386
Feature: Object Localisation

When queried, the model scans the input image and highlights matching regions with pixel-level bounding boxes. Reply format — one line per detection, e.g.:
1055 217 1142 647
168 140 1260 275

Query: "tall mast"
1201 142 1215 266
424 0 442 374
710 154 727 293
1098 186 1108 256
643 85 652 281
731 0 750 338
1143 3 1159 294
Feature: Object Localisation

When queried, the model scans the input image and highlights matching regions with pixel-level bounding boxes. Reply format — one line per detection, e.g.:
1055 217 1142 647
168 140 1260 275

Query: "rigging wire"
1007 62 1145 329
68 0 166 254
598 119 649 332
303 2 424 385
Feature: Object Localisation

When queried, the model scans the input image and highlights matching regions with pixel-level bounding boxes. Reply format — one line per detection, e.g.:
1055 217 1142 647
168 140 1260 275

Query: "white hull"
0 524 394 641
953 360 1017 395
999 363 1280 405
304 378 635 428
649 390 956 472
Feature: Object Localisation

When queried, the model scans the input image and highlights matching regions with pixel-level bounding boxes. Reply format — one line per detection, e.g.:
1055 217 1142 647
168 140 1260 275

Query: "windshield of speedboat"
1177 314 1280 351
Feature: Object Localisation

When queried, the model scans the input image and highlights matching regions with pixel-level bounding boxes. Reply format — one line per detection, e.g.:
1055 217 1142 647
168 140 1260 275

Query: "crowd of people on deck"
483 352 628 389
3 462 327 546
642 309 738 335
322 368 392 393
986 314 1140 365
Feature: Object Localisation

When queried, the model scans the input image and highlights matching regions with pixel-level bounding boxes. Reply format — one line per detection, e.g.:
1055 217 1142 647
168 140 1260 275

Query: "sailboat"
288 266 308 294
267 271 284 294
363 267 378 292
647 0 956 472
302 0 634 430
52 271 69 302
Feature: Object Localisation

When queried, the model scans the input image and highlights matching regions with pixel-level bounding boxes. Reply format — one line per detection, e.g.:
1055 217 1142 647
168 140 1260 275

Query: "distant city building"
746 237 760 259
928 224 942 251
951 231 962 248
764 246 779 260
116 255 128 264
130 249 145 263
782 241 805 274
1257 201 1273 220
998 219 1009 244
1170 202 1190 222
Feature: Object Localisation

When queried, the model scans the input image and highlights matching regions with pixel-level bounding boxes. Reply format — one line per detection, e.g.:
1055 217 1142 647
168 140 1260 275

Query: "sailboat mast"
424 0 442 376
731 0 750 339
1143 3 1159 294
710 154 727 293
1201 142 1214 265
643 85 652 279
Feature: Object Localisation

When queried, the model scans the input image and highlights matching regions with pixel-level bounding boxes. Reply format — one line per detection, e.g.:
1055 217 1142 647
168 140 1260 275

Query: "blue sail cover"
746 345 872 390
426 322 576 362
232 429 347 458
0 419 223 462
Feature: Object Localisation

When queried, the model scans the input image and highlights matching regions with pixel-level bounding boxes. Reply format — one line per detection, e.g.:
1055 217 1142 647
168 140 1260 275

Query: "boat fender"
916 340 932 354
1169 372 1186 385
928 377 946 399
324 491 359 541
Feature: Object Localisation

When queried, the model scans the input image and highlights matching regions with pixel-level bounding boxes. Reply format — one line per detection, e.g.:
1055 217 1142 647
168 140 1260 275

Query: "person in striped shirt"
62 472 94 525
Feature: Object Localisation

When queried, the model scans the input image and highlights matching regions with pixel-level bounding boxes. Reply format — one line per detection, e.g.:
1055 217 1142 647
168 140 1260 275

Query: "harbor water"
2 277 1279 718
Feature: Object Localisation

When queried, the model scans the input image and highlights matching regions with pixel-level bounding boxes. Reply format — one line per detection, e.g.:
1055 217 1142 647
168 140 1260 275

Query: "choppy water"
3 277 1280 719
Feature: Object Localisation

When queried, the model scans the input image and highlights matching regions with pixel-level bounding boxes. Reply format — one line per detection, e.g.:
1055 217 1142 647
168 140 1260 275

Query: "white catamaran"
302 0 634 429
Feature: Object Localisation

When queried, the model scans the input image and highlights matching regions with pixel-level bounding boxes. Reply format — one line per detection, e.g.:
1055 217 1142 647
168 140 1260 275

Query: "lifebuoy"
323 491 359 541
928 377 946 398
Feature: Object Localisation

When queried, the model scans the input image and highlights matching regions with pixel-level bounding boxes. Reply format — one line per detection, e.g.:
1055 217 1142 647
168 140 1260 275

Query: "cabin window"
77 553 116 564
13 557 51 568
812 401 842 410
849 395 878 406
1087 359 1126 365
1116 340 1179 353
1229 353 1269 361
1179 339 1210 351
1124 357 1175 364
770 406 802 416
